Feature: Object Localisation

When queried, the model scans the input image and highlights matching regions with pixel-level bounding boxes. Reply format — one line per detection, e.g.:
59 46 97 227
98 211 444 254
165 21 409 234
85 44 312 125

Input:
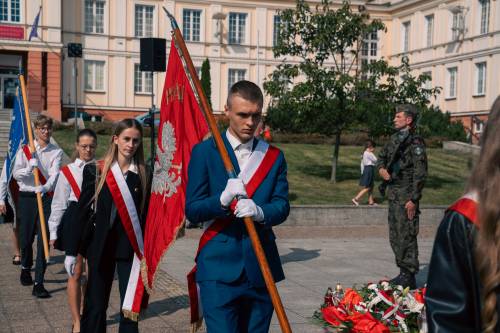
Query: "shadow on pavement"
108 295 190 323
280 247 321 264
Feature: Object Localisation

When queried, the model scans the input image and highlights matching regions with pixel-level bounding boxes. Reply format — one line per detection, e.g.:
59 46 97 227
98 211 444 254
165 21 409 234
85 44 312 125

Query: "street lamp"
67 42 82 135
212 12 227 44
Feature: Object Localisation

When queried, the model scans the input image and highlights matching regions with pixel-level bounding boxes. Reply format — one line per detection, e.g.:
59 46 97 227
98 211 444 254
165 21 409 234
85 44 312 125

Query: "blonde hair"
469 96 500 333
95 119 147 212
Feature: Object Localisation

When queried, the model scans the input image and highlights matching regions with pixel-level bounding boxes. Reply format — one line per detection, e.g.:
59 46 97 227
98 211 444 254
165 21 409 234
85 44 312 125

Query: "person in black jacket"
78 119 150 333
426 96 500 333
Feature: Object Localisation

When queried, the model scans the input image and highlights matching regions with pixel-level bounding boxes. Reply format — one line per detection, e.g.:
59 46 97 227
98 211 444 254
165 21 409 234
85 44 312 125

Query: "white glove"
34 184 50 194
28 158 39 170
220 178 247 207
64 256 77 277
235 199 265 222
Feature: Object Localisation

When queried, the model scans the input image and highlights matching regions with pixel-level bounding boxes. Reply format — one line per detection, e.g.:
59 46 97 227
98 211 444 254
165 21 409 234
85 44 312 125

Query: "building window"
423 71 432 90
228 12 247 44
479 0 490 34
425 15 434 47
228 69 246 90
134 64 152 94
135 5 154 37
0 0 20 22
273 15 281 46
84 60 105 91
447 67 457 99
402 21 410 52
475 62 486 96
85 0 105 34
360 29 378 73
182 9 201 42
474 120 484 133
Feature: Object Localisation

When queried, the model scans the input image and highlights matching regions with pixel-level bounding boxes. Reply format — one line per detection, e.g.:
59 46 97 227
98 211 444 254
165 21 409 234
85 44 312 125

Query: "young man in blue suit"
186 80 290 333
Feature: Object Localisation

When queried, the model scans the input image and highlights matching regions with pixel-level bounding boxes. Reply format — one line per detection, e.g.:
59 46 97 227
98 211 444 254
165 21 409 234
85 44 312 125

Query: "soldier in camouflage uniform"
377 104 428 289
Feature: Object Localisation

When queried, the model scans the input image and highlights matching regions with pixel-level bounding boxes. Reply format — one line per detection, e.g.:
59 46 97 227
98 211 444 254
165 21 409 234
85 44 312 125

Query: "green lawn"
275 143 472 206
53 128 472 206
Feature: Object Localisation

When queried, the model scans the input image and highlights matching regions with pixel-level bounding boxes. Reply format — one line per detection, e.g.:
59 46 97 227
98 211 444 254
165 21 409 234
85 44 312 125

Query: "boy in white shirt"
13 115 63 298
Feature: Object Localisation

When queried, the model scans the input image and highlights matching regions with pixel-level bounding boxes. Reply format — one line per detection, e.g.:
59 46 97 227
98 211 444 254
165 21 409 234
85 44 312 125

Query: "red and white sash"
61 165 81 200
22 145 53 196
188 140 280 328
105 162 147 321
448 192 479 227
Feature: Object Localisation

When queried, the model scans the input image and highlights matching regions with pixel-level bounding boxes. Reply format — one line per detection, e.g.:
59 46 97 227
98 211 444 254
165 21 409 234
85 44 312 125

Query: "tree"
264 0 385 182
200 58 212 107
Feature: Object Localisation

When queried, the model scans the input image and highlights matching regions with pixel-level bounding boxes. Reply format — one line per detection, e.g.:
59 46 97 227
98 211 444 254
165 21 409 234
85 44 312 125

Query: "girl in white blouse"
352 139 377 206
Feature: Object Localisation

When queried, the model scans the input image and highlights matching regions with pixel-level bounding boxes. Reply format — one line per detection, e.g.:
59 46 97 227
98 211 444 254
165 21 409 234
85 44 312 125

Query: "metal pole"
73 57 78 136
150 70 155 170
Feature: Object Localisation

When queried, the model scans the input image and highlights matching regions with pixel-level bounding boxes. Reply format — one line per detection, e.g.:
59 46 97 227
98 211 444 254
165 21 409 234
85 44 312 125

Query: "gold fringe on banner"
123 309 140 322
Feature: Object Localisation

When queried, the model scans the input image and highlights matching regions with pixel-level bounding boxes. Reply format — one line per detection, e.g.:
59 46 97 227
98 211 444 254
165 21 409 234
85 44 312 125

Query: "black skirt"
55 201 81 256
359 165 374 188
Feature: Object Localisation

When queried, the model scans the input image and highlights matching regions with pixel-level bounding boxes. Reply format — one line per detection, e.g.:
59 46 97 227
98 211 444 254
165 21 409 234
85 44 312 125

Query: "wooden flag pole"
19 74 50 261
163 8 292 333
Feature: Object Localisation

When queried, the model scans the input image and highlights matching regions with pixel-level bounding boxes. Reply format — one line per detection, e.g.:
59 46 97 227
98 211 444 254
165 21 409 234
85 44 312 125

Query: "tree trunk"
330 132 341 183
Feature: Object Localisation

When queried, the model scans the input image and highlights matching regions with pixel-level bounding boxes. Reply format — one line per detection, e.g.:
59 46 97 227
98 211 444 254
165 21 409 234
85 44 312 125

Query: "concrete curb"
286 205 447 226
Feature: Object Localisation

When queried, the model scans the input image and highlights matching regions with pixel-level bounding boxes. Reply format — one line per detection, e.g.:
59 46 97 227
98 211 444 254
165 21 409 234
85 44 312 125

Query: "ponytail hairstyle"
95 119 147 212
71 128 98 161
469 96 500 333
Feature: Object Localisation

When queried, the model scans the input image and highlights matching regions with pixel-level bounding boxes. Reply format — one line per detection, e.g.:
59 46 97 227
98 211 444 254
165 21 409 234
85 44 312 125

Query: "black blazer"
77 163 150 262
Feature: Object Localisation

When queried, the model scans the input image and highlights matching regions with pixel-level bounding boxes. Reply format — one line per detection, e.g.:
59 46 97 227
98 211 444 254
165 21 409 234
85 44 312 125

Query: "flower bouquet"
313 281 427 333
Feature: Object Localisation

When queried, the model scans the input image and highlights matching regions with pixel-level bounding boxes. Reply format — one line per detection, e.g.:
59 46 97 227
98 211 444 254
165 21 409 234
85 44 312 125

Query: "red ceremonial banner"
143 39 209 290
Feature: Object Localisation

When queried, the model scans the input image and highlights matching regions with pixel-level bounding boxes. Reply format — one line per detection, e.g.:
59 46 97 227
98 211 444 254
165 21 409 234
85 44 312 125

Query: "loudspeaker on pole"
140 38 166 72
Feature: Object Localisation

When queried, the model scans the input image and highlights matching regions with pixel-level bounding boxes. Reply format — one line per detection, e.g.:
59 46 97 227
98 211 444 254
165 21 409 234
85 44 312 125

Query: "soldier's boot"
399 268 417 290
389 270 403 286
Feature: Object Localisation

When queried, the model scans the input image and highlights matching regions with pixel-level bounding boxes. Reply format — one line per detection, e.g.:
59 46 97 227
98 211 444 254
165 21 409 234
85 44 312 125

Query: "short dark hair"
226 80 264 110
395 104 418 125
365 139 375 149
76 128 97 142
34 115 53 129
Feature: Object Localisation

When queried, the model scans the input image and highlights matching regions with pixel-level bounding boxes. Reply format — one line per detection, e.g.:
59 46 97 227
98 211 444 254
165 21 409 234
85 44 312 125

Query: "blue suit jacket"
185 132 289 287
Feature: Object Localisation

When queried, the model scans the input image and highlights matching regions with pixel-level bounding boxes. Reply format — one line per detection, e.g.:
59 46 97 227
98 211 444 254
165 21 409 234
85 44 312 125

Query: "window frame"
134 63 153 94
228 68 246 91
425 14 434 47
228 12 247 45
84 60 106 92
273 14 281 46
422 71 432 90
135 4 154 38
479 0 490 35
182 8 202 42
0 0 21 23
84 0 105 34
446 67 458 99
474 62 486 96
402 21 411 53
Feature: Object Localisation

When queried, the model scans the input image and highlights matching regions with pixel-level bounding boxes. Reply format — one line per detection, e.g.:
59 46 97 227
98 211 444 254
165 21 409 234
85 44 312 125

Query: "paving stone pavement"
0 223 437 333
0 224 192 333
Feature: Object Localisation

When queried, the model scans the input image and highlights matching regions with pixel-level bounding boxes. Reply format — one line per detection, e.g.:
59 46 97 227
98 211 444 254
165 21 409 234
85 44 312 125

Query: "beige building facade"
1 0 498 138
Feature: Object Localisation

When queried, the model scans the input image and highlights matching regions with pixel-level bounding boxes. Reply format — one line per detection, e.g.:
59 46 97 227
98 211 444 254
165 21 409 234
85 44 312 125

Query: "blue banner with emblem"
5 84 28 181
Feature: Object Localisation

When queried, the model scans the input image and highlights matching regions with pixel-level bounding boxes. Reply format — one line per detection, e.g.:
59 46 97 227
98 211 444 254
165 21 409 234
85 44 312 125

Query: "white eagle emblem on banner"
152 121 181 197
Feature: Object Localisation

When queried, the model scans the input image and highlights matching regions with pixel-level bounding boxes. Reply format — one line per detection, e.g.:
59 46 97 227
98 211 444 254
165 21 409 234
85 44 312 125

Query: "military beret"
395 104 419 119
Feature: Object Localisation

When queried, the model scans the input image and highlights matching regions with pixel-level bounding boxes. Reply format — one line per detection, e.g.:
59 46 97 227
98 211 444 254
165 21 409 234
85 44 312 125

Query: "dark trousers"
81 256 137 333
388 200 420 273
18 192 51 284
198 274 274 333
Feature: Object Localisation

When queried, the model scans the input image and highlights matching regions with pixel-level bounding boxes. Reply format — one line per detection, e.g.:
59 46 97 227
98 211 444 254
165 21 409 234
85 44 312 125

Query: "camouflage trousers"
388 200 419 273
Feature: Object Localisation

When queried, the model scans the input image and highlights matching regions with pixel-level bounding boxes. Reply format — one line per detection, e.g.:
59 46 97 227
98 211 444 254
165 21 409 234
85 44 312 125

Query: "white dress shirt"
226 130 254 170
360 150 378 174
0 164 8 205
13 140 63 193
48 158 94 240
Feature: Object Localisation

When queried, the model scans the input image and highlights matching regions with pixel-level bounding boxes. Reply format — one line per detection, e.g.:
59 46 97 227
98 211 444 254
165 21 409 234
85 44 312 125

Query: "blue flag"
5 84 28 181
28 7 41 41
